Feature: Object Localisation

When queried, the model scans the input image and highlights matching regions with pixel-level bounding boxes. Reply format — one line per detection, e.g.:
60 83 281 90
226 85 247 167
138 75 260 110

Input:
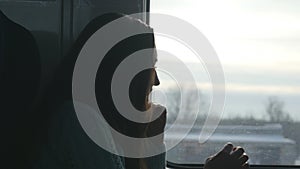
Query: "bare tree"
266 96 291 123
166 86 207 124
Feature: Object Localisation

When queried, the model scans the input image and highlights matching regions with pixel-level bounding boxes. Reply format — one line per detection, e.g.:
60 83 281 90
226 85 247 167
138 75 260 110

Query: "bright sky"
150 0 300 120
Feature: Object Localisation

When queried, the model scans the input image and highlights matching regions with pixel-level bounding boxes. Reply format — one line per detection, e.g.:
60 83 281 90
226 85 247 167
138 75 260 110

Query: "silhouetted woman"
31 13 166 169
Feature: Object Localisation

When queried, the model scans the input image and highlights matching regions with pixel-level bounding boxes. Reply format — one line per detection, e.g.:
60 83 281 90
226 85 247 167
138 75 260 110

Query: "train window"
150 0 300 166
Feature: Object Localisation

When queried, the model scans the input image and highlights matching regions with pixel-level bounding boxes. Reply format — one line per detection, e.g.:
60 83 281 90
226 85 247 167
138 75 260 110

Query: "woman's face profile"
150 50 160 89
129 48 160 110
145 51 160 106
147 48 160 96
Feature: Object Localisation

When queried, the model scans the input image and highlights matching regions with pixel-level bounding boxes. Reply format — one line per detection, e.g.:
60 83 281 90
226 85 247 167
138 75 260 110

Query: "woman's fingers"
238 154 249 165
242 162 250 169
223 143 234 154
231 147 249 166
218 143 233 155
204 144 250 169
231 147 245 159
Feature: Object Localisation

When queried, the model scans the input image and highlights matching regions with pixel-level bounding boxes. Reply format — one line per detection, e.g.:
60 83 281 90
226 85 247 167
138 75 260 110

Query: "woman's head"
49 13 159 109
76 13 160 136
37 12 159 137
95 22 159 108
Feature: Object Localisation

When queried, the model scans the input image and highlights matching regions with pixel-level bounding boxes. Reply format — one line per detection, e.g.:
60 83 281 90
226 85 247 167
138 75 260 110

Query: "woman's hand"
204 143 249 169
145 106 167 138
124 106 167 169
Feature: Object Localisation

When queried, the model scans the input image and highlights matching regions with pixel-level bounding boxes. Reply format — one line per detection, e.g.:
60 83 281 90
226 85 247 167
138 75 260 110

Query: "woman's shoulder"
35 100 125 169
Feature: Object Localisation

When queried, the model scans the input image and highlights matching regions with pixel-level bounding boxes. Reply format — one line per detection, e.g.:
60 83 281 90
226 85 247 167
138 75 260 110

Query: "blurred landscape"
151 88 300 165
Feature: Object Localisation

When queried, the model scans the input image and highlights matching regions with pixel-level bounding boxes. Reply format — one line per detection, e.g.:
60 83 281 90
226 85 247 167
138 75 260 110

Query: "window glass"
150 0 300 165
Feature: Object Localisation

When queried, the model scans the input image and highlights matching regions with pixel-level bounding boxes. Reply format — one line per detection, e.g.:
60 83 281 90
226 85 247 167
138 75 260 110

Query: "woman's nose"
154 71 160 86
